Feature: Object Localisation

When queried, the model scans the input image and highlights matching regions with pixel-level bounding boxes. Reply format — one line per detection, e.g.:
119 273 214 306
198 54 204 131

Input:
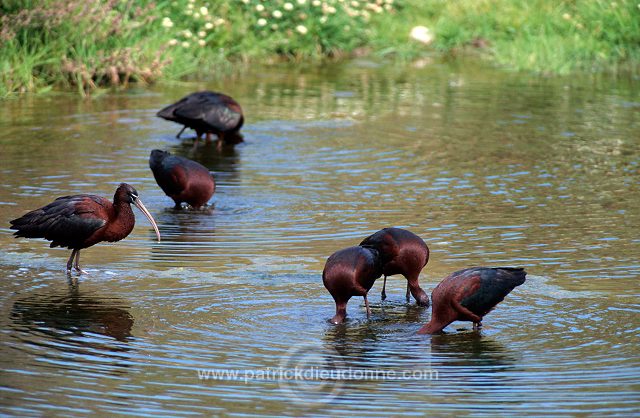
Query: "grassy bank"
1 0 639 97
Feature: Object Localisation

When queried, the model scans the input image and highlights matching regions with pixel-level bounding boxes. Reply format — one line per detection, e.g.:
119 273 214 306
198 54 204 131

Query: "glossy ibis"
149 149 215 209
417 267 526 334
156 91 244 148
10 183 161 273
322 246 383 324
360 227 430 306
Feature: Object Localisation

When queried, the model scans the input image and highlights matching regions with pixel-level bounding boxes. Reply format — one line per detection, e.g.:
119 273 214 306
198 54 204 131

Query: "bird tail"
496 267 527 286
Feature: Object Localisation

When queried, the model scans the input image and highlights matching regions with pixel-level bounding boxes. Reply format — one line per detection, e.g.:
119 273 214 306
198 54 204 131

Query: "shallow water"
0 58 639 416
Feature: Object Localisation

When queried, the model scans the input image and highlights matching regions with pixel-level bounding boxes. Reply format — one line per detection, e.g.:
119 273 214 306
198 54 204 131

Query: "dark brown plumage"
417 267 526 334
9 183 161 273
149 149 215 209
360 227 430 306
322 246 383 324
156 91 244 148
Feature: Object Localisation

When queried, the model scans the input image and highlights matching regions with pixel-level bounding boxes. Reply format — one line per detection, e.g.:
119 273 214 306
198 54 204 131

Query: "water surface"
0 58 639 416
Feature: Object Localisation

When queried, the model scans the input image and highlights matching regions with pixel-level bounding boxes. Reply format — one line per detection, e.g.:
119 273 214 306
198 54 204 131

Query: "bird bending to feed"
156 91 244 149
322 246 383 324
149 149 215 210
360 227 430 306
10 183 161 274
417 267 526 334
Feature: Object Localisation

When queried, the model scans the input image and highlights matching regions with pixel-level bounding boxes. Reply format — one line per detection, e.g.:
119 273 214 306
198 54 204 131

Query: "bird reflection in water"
323 303 428 363
10 277 134 346
429 332 517 370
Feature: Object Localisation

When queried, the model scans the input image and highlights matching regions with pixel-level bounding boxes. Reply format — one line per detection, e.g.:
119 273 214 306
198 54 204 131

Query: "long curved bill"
133 198 161 242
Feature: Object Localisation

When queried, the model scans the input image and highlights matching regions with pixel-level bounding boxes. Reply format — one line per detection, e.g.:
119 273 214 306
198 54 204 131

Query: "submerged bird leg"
66 249 78 272
73 250 88 274
176 125 187 139
473 322 482 330
381 275 387 301
364 294 371 318
406 282 411 303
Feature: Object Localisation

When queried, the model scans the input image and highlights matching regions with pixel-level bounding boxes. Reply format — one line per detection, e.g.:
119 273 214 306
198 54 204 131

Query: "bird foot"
68 266 89 275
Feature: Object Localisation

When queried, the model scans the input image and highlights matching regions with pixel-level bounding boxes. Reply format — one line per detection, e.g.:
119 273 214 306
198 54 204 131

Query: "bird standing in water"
149 149 215 210
156 91 244 149
417 267 526 334
322 246 383 324
10 183 161 273
360 227 430 306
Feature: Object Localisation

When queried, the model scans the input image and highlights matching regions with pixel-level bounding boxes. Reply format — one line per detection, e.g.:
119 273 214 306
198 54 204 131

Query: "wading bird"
156 91 244 148
322 246 383 324
360 227 430 306
417 267 526 334
10 183 161 273
149 149 215 209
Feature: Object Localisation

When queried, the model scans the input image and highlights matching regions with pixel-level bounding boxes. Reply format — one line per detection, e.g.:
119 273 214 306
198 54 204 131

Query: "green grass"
1 0 639 97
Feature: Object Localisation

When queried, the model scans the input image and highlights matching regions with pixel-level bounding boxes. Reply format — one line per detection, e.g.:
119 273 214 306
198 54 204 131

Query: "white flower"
198 31 206 37
409 26 434 44
297 0 306 3
181 41 190 48
200 6 208 15
198 39 206 46
271 23 279 30
183 30 193 38
205 22 214 29
312 0 321 6
273 10 283 18
284 2 294 10
214 18 226 25
296 24 308 34
562 13 571 20
319 16 327 23
194 12 200 18
168 39 178 46
187 3 193 9
241 0 249 3
256 4 265 11
326 6 336 13
162 17 174 28
257 18 267 26
350 1 359 7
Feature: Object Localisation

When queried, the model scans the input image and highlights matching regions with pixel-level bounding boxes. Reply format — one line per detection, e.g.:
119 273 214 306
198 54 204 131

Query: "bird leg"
176 125 187 139
406 282 411 303
364 294 371 318
66 249 78 272
381 275 387 301
73 250 88 274
206 132 213 144
473 322 483 330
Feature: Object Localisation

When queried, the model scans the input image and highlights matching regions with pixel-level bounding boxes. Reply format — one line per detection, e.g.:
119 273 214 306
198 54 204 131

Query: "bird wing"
150 155 185 197
460 267 526 316
173 94 243 132
11 195 107 248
